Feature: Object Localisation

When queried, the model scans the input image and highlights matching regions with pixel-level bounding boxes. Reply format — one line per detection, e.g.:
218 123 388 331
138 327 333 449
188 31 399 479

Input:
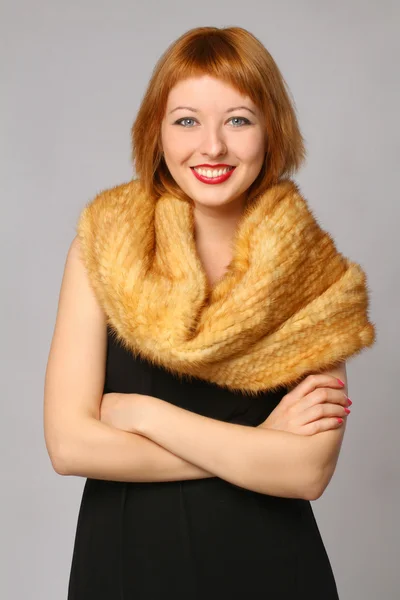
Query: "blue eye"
175 118 197 127
229 117 250 127
174 117 251 127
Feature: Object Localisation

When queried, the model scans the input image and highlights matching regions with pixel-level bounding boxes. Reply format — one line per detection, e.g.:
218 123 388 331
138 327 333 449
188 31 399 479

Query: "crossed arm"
55 359 348 501
135 360 347 500
56 405 314 499
45 237 348 501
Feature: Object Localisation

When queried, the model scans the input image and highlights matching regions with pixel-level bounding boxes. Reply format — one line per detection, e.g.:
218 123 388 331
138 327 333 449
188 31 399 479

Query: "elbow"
52 452 70 476
46 439 71 476
45 417 93 476
306 483 324 501
305 467 332 501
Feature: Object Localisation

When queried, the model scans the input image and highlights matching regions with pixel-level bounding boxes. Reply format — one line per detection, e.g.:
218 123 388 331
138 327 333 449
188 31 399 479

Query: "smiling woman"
131 26 306 204
44 25 375 600
159 75 267 209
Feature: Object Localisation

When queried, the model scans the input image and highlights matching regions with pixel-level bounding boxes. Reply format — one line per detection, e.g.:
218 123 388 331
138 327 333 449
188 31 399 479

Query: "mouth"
190 165 236 185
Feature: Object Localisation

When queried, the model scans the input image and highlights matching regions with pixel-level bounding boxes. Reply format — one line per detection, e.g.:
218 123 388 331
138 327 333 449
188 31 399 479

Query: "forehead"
166 75 253 109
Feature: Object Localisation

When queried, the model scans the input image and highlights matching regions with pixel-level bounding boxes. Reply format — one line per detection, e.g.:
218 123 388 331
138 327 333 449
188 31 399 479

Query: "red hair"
131 26 306 202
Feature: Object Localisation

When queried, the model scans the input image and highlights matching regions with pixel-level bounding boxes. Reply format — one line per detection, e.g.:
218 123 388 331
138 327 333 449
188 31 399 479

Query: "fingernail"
344 408 351 414
347 398 352 406
337 378 345 386
337 418 343 424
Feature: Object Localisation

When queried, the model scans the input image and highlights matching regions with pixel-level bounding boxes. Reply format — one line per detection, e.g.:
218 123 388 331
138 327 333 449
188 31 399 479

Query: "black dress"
67 326 340 599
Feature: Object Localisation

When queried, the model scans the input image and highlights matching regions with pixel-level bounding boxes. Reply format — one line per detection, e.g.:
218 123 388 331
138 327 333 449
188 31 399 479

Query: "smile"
191 166 236 185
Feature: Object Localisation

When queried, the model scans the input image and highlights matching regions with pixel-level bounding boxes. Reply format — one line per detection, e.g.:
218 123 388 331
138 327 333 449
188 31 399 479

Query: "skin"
45 75 349 500
160 75 267 274
96 76 350 498
99 369 349 499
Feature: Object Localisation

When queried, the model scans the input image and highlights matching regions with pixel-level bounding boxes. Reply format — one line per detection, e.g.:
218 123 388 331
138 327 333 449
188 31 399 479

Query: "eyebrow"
169 105 257 116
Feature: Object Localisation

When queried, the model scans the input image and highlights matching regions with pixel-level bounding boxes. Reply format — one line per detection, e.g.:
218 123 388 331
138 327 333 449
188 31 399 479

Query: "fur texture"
77 178 376 396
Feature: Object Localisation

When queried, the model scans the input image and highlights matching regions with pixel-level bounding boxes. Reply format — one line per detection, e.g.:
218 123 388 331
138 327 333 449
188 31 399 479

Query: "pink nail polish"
337 418 343 424
344 408 351 414
337 378 345 386
347 398 352 406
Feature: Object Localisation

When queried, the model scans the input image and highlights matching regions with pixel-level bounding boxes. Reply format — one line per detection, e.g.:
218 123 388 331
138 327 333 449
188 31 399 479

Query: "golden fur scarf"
76 178 376 395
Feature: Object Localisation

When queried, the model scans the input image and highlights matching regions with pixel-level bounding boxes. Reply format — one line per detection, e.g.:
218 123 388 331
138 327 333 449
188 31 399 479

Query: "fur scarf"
76 178 376 395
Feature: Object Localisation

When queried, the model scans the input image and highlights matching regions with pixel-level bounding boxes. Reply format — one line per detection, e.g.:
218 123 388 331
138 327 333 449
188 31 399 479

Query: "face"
160 75 266 210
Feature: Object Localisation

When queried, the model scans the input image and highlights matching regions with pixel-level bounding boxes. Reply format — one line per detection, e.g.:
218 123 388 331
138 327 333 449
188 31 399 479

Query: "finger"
302 416 346 436
296 373 345 395
284 373 347 407
305 388 349 409
301 402 350 425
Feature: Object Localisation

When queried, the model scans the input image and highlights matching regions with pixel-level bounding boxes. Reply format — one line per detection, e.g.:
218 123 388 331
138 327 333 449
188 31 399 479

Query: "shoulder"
76 179 146 236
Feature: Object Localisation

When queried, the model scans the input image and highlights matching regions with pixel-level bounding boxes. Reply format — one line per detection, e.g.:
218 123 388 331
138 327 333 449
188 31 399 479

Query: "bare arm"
132 396 316 500
44 236 214 482
298 362 349 498
44 236 313 499
57 417 215 482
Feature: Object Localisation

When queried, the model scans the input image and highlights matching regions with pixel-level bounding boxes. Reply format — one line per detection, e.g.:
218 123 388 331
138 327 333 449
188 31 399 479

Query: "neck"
193 192 248 248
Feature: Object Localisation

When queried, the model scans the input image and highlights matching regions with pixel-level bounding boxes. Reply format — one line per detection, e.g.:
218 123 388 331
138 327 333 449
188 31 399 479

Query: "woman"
44 26 375 599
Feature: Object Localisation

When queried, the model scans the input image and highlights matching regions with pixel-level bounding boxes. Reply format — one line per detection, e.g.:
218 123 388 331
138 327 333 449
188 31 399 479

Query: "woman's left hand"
99 392 152 434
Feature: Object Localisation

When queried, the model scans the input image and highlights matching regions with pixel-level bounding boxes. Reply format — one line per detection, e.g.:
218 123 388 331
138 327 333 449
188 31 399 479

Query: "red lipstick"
191 165 236 185
193 163 233 168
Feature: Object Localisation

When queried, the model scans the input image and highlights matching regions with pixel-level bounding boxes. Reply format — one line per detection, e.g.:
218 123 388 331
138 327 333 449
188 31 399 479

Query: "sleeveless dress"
67 325 340 599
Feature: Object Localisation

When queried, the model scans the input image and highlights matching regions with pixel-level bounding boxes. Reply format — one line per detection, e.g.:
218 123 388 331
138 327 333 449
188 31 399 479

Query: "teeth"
193 166 233 178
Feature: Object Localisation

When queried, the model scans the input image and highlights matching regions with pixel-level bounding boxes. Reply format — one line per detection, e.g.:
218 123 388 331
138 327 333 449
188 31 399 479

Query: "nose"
199 126 227 158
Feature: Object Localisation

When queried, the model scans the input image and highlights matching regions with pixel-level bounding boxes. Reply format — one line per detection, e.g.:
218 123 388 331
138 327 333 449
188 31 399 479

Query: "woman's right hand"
258 374 351 436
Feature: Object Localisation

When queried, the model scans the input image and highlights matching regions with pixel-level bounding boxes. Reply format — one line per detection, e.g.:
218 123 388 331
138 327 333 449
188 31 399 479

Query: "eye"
174 118 197 127
229 117 251 127
173 116 252 128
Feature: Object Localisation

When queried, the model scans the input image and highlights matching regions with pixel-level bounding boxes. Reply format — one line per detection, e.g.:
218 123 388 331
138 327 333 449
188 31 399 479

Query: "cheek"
163 132 193 163
161 124 180 156
232 131 265 163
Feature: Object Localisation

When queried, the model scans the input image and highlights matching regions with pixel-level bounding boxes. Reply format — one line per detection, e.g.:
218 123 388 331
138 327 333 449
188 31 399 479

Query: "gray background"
2 0 399 598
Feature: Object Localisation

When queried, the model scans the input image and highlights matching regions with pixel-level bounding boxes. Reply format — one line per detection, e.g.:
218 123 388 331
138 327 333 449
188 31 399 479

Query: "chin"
193 192 243 209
